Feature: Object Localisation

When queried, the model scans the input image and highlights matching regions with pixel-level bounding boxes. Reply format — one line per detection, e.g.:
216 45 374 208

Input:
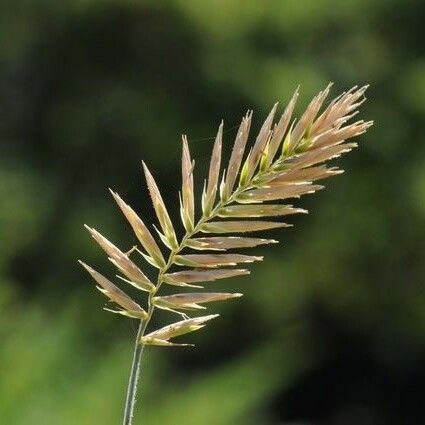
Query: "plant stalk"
122 319 146 425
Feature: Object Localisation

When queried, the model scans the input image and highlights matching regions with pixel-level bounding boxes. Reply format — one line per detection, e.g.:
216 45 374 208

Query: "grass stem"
122 319 146 425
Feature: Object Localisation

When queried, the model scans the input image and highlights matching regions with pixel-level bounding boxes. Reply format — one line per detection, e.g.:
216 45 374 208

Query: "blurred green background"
1 1 424 424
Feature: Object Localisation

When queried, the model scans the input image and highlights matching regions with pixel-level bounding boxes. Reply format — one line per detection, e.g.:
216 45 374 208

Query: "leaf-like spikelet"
162 268 250 285
110 190 166 269
202 121 223 216
153 292 242 312
142 162 178 249
78 261 148 319
141 314 219 346
200 220 289 233
218 204 307 218
241 103 278 183
265 87 299 166
174 253 263 268
186 237 277 250
238 183 324 203
288 143 359 169
269 165 343 185
222 111 252 200
84 225 155 292
312 120 372 149
180 135 195 231
290 83 333 150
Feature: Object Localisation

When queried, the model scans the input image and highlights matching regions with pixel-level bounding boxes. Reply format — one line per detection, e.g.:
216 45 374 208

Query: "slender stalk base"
123 320 146 425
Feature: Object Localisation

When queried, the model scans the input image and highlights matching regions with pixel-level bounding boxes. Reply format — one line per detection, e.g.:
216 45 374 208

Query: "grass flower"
79 84 372 424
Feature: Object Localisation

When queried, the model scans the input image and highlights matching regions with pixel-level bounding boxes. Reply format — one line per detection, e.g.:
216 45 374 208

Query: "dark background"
1 1 424 424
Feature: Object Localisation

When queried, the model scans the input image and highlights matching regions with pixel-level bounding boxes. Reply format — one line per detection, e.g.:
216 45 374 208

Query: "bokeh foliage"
1 1 424 424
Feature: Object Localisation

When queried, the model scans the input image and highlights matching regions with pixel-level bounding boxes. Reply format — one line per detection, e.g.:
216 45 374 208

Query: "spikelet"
79 84 372 347
202 121 223 216
109 190 166 269
142 162 178 250
78 261 148 319
180 135 195 232
141 315 219 346
153 293 242 313
84 225 155 292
